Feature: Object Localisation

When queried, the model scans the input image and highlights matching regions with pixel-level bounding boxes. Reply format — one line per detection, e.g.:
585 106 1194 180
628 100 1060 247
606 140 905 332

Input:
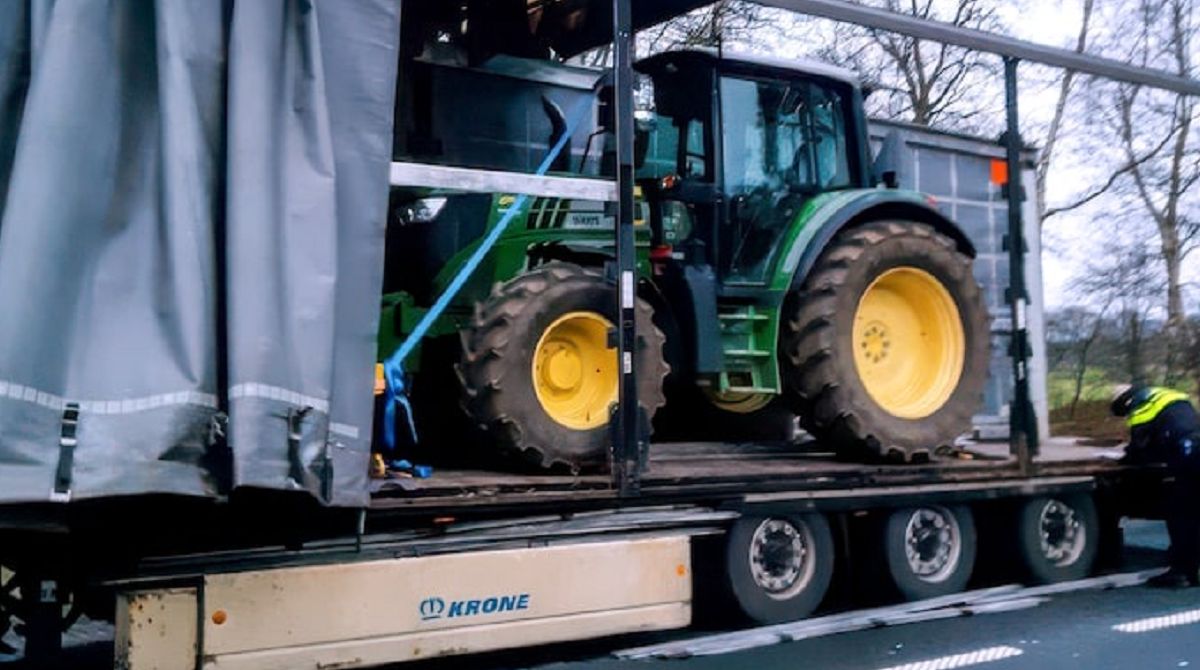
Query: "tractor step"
724 349 772 358
715 303 780 395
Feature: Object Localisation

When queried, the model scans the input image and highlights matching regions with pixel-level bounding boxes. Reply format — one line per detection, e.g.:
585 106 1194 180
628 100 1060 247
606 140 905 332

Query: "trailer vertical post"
1002 56 1039 466
611 0 644 495
18 573 62 662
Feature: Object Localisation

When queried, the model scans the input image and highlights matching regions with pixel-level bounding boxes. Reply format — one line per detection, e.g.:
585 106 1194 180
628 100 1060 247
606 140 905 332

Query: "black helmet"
1110 383 1151 418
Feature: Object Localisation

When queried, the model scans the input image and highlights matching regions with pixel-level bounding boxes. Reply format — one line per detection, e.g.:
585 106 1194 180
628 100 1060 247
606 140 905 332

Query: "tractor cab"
635 50 871 286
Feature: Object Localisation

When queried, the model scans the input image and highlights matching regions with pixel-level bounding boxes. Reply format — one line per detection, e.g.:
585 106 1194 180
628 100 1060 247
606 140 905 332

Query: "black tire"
724 513 835 623
883 504 977 601
457 262 668 472
1016 494 1099 584
782 220 989 461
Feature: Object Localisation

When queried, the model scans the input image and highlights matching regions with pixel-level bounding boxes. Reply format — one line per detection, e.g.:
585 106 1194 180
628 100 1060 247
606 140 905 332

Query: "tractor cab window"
638 115 708 181
719 75 851 282
721 76 850 192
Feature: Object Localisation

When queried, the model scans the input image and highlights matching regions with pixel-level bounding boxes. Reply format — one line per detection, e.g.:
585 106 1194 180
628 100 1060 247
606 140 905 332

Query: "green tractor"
382 50 989 471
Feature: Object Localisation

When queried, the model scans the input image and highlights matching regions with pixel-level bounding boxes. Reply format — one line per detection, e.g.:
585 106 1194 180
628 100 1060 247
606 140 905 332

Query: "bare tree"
1048 305 1110 418
808 0 1004 132
1079 0 1198 381
641 1 772 54
1075 243 1166 384
1035 0 1096 219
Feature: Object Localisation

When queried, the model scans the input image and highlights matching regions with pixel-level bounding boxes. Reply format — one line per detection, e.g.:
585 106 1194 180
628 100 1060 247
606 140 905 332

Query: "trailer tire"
884 504 976 601
458 262 668 472
1016 494 1099 584
725 513 835 624
783 220 989 461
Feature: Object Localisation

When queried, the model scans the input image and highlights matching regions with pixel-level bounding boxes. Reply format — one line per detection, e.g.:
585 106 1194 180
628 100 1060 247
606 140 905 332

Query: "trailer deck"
368 438 1131 512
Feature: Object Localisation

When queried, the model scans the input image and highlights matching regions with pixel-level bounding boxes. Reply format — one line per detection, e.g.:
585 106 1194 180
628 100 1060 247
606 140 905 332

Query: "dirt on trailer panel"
368 438 1129 511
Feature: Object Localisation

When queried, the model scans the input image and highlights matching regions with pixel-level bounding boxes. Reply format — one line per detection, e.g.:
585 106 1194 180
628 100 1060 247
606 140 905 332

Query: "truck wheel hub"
1039 500 1085 565
749 519 815 599
904 507 961 582
532 311 617 430
853 267 965 419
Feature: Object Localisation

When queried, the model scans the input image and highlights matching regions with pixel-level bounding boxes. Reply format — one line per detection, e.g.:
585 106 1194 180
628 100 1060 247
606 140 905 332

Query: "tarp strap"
286 406 314 490
51 403 80 502
381 91 599 451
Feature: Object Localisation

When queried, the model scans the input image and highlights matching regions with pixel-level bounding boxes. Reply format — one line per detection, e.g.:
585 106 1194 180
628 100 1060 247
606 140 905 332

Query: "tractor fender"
781 190 976 291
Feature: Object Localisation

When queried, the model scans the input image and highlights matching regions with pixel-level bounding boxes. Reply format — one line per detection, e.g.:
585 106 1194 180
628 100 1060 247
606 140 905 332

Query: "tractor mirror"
872 130 904 189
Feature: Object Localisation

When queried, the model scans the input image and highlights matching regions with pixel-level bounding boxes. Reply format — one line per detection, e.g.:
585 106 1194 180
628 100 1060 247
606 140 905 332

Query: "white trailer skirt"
115 536 692 670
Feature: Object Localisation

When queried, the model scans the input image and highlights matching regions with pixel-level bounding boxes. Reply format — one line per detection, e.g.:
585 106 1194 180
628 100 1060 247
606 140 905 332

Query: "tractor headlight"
396 197 448 226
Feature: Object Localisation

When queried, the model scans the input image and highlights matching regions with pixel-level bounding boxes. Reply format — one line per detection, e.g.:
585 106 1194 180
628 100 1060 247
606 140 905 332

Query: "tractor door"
717 75 853 284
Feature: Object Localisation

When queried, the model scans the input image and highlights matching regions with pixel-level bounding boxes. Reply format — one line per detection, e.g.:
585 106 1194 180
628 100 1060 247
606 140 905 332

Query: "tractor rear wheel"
783 221 989 461
458 262 668 472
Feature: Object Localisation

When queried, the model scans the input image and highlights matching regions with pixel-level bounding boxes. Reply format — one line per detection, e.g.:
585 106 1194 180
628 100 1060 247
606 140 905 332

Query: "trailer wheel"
1016 494 1099 584
783 221 989 461
725 514 834 623
884 505 976 600
458 262 668 472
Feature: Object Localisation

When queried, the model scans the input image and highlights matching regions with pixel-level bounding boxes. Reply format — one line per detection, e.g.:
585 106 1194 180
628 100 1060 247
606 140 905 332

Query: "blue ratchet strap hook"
382 92 598 451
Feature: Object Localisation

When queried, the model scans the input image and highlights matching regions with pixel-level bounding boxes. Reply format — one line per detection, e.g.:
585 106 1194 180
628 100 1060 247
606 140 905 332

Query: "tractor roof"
636 49 861 88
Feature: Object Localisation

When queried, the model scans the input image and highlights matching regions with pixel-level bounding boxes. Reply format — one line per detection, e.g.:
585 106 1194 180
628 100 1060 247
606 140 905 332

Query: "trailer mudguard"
776 189 976 292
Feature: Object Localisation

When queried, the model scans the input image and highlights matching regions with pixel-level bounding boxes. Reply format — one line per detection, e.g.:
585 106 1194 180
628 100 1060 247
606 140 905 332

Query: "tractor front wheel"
458 262 669 472
783 220 989 461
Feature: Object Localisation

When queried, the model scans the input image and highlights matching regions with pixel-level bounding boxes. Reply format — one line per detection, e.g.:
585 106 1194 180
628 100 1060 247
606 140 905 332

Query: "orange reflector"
374 363 386 396
212 610 228 625
433 516 456 525
990 159 1008 185
676 564 687 577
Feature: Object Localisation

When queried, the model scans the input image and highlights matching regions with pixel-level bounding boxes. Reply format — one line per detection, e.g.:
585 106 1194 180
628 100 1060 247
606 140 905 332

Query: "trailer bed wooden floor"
369 437 1128 511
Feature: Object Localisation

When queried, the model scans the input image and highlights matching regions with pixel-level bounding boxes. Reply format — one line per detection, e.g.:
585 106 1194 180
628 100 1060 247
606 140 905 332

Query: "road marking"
877 646 1024 670
1113 608 1200 634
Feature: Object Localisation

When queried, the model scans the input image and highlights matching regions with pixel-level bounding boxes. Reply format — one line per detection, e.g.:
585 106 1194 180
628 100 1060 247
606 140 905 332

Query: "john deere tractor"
382 50 989 471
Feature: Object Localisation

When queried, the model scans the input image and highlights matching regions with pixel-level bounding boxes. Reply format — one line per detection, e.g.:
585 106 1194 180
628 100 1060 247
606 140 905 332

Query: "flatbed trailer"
1 439 1166 669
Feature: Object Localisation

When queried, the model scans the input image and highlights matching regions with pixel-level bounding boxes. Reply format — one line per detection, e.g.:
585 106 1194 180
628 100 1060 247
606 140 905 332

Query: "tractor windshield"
720 75 851 194
719 75 852 282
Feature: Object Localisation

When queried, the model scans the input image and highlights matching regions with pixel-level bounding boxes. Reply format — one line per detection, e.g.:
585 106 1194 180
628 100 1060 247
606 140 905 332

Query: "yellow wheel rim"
852 267 965 419
532 311 618 430
704 389 773 414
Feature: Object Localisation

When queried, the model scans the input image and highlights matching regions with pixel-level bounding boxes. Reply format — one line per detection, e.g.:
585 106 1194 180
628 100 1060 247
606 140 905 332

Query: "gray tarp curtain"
0 0 399 506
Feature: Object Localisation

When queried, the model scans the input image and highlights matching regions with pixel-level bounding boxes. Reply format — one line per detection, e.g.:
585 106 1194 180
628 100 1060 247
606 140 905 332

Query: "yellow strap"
1127 388 1192 427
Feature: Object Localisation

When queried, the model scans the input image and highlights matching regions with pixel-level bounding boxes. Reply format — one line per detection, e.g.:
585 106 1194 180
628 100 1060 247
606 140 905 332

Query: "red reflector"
650 245 673 260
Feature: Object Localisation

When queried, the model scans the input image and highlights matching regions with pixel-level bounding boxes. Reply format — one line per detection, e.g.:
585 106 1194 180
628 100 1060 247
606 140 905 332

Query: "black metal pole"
1003 56 1039 467
612 0 643 495
19 573 62 662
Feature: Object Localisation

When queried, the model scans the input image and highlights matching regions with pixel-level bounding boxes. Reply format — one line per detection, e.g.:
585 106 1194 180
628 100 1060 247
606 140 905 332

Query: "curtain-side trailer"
1 1 1192 668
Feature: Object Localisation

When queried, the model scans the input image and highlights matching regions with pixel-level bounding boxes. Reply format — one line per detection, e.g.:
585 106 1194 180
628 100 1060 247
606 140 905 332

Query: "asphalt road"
3 521 1197 670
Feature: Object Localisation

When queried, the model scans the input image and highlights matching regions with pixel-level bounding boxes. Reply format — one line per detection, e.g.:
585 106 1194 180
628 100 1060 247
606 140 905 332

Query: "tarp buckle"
51 403 80 503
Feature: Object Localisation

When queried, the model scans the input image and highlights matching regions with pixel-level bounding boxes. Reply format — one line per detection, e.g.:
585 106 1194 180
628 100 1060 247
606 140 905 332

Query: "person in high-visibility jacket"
1112 384 1200 588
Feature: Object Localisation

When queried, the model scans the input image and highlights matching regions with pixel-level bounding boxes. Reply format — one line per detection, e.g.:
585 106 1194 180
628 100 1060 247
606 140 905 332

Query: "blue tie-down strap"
381 92 597 451
382 361 418 451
